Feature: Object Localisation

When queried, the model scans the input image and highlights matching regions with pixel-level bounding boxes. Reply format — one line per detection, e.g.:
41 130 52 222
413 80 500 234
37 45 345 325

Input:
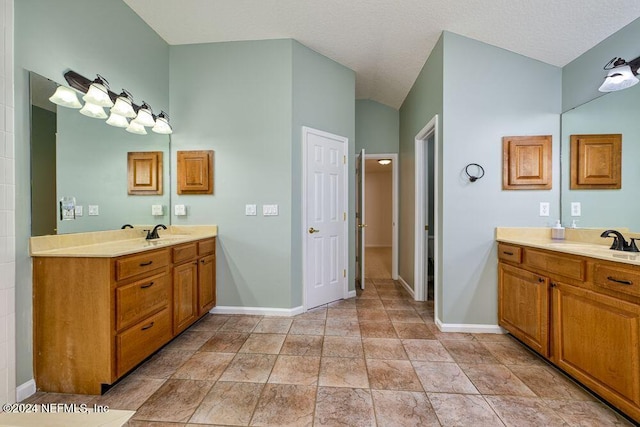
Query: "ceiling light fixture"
378 159 392 165
133 102 156 127
598 56 640 92
49 85 82 109
79 102 108 119
83 74 114 107
106 112 130 128
152 111 173 134
111 89 136 118
126 120 147 135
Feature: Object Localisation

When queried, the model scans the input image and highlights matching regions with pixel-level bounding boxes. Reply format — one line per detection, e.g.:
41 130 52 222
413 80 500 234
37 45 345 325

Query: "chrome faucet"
600 229 640 252
146 224 167 240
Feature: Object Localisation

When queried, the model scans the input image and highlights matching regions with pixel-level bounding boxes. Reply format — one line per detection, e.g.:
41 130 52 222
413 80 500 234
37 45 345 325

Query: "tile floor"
24 278 634 426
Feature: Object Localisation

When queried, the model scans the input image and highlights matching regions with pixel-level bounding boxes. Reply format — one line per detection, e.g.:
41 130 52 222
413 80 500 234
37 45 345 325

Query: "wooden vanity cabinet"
497 242 640 422
33 236 217 395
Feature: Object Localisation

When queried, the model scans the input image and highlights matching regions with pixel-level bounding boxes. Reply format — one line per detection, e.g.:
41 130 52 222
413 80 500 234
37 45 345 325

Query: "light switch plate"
539 202 550 217
88 205 99 216
245 204 257 216
152 204 164 216
263 204 279 216
571 202 581 216
74 206 83 217
174 204 187 216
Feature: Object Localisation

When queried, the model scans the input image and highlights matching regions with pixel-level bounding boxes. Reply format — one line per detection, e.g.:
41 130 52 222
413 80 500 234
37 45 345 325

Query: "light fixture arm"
603 56 640 75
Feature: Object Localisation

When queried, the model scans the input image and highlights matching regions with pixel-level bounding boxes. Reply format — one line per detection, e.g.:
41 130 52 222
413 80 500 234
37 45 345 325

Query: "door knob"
358 224 368 229
308 227 320 234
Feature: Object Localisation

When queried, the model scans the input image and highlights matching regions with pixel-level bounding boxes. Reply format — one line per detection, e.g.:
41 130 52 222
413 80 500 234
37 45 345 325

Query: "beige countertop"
30 225 217 258
496 227 640 266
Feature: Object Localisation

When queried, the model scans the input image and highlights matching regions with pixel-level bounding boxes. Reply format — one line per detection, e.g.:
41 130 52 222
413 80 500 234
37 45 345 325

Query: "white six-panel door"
303 127 347 309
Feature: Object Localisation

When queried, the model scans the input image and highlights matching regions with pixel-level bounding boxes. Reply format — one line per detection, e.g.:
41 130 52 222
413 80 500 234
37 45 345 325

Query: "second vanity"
496 228 640 423
30 225 217 395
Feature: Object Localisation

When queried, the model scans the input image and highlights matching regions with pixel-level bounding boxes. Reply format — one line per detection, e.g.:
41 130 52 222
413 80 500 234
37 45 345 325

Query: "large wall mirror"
560 82 640 231
30 72 171 236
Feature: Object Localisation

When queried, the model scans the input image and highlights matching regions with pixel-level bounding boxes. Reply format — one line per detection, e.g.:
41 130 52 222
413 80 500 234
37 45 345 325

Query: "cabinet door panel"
553 283 640 414
498 263 550 356
173 261 198 334
198 254 216 316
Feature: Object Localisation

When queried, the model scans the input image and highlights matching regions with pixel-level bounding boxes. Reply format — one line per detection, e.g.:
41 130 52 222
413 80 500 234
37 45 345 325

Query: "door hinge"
344 212 346 221
355 256 359 262
343 155 346 164
343 269 346 278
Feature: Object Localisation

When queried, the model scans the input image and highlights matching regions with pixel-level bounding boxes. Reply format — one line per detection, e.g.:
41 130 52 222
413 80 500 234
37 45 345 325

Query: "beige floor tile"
356 288 380 299
163 330 216 351
387 309 424 323
381 299 415 310
473 332 516 343
314 387 376 427
289 319 325 335
199 332 249 353
219 353 277 383
440 340 501 364
393 322 435 339
359 321 398 338
509 364 595 401
268 355 320 385
280 334 324 356
128 421 186 426
459 364 536 396
94 376 166 411
356 298 385 309
189 381 263 425
326 308 358 321
481 340 545 365
485 395 567 426
219 315 261 332
295 306 327 320
319 357 369 388
412 361 478 394
402 339 454 362
356 308 389 322
133 379 213 423
172 352 234 381
427 325 476 341
250 384 316 426
377 289 407 300
324 319 361 337
327 298 356 309
133 349 194 379
544 399 635 426
427 393 505 426
372 390 440 426
322 336 364 357
189 314 231 332
362 338 407 359
239 333 286 354
366 359 423 391
253 317 293 334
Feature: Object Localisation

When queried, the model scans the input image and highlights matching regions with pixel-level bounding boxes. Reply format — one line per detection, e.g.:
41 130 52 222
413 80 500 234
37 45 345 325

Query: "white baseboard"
435 317 507 334
210 305 305 317
397 276 415 298
346 290 356 299
16 379 36 402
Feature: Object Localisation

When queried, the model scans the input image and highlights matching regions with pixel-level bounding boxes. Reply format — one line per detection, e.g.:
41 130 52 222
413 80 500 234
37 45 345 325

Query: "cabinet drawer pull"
606 276 633 285
140 281 154 289
139 261 153 267
538 277 544 283
503 251 514 256
141 322 155 331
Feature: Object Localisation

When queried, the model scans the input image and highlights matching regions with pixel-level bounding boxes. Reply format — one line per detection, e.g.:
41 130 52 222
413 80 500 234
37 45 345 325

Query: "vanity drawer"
116 272 170 331
116 249 170 281
173 243 198 264
116 307 172 377
498 244 522 263
594 264 640 298
525 249 585 281
198 238 215 256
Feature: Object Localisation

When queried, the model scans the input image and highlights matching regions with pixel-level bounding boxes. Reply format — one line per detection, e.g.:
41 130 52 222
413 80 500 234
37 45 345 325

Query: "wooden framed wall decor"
502 135 552 190
127 151 163 195
570 134 622 189
177 150 214 194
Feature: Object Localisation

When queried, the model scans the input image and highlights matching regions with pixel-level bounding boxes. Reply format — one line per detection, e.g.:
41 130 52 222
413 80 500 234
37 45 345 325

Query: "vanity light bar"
61 70 172 134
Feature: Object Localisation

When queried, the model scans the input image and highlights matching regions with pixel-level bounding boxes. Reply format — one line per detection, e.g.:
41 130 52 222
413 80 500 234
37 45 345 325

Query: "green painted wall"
562 17 640 112
30 106 56 236
15 0 169 385
292 40 356 301
355 100 399 154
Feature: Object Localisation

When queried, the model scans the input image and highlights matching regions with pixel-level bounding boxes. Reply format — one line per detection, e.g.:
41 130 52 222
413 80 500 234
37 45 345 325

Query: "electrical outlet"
571 202 581 216
88 205 99 216
74 205 83 217
151 204 164 216
245 204 257 216
263 204 279 216
539 202 550 217
174 205 187 216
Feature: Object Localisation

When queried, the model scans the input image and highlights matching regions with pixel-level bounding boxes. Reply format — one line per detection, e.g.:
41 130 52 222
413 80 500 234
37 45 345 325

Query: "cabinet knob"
550 282 557 288
538 277 544 283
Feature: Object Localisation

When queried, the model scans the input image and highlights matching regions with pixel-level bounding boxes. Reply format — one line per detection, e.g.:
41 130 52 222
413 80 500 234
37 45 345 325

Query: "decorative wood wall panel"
570 134 621 189
502 135 552 190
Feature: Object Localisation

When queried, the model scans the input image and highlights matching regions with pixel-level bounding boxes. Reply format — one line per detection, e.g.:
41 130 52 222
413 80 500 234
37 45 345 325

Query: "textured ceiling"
123 0 640 108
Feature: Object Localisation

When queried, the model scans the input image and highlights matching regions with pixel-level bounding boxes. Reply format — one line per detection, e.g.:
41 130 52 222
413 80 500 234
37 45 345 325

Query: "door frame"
364 153 399 280
301 126 350 310
414 115 439 313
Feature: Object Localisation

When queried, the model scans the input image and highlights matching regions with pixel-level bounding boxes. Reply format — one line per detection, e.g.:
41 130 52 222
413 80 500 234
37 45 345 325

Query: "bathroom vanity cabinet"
32 236 216 395
498 243 640 422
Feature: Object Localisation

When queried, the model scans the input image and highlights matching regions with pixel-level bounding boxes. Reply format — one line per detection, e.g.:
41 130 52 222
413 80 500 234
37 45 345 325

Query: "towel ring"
465 163 485 183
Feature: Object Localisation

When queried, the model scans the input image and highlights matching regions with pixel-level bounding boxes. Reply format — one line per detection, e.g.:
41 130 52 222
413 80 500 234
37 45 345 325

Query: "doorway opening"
414 115 439 312
363 154 398 283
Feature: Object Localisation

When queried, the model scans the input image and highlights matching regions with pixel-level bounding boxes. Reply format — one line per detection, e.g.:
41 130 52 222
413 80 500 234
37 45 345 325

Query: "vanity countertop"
30 225 217 258
496 227 640 266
